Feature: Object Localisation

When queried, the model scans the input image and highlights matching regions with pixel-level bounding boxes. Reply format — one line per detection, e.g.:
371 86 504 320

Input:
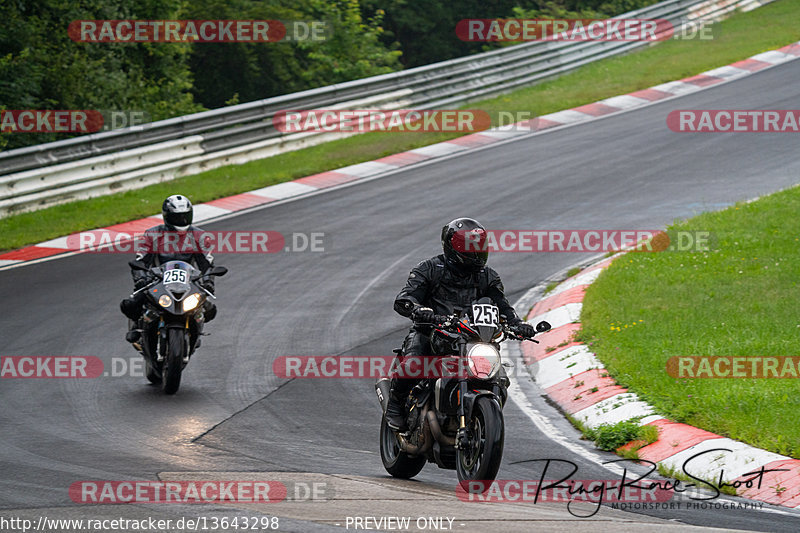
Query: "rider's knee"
120 298 141 321
203 301 217 322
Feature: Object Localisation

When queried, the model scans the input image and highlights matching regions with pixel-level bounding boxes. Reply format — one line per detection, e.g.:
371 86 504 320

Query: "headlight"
182 293 202 312
158 295 172 308
466 344 501 379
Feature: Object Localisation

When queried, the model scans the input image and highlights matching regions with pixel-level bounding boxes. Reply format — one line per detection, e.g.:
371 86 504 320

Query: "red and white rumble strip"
1 40 799 269
519 256 800 509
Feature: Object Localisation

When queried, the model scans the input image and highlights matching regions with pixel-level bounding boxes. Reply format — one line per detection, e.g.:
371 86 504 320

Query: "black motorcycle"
128 259 227 394
376 297 550 484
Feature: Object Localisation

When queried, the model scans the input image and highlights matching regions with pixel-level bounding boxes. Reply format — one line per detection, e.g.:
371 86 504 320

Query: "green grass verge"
585 419 660 452
580 186 800 458
568 415 740 494
3 0 800 251
567 415 659 459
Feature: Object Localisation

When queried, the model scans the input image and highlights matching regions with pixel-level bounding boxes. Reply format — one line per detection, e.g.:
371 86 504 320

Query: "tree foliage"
361 0 660 67
184 0 402 109
1 0 660 151
0 0 201 150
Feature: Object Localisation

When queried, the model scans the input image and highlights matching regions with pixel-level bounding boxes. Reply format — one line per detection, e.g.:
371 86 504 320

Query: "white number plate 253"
472 303 499 327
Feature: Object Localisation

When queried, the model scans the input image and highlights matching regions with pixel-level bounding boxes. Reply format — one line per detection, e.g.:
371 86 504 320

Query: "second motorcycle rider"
385 217 538 431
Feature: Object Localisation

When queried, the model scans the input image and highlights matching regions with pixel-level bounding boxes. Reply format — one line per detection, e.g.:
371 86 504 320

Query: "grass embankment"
3 0 800 251
579 186 800 458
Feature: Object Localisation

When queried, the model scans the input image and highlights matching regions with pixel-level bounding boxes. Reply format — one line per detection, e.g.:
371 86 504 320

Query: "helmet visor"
164 209 192 229
451 229 488 269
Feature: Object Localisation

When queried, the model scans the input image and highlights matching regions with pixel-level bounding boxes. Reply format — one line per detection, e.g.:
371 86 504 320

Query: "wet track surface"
2 60 800 531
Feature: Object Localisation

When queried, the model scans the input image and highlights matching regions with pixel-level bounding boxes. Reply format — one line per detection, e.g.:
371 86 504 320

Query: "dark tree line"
1 0 657 151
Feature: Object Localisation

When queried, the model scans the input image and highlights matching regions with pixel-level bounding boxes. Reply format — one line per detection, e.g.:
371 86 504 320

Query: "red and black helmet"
441 218 488 273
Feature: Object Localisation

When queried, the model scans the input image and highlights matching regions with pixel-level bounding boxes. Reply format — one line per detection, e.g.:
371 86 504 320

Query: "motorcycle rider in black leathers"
120 194 217 343
384 217 538 432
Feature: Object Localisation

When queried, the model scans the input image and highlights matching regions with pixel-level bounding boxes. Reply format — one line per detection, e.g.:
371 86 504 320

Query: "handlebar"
129 264 226 297
505 325 540 343
413 314 540 343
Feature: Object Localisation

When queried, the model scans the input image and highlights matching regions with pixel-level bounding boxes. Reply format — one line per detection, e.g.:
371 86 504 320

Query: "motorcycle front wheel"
379 417 426 479
456 397 504 485
162 328 185 395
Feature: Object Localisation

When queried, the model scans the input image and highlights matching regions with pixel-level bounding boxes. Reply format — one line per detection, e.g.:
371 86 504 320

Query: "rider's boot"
385 377 413 432
385 391 408 432
125 329 141 344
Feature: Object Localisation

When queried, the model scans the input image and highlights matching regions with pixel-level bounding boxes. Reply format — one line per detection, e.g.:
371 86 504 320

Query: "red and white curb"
519 255 800 509
2 40 799 270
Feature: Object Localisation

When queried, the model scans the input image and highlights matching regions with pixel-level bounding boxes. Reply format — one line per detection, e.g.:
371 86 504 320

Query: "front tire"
162 329 185 395
456 397 504 485
379 417 426 479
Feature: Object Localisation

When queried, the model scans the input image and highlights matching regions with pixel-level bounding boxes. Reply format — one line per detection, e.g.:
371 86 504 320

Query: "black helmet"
162 194 193 231
441 218 488 273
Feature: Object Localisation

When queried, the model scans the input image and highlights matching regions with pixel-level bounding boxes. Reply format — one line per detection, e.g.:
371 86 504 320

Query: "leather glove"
513 322 537 338
411 306 437 324
200 277 215 294
134 276 149 290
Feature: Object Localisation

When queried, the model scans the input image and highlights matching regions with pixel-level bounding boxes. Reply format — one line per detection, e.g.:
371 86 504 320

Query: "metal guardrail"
0 0 772 217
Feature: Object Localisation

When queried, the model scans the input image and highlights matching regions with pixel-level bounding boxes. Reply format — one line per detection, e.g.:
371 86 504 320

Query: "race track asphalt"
2 58 800 532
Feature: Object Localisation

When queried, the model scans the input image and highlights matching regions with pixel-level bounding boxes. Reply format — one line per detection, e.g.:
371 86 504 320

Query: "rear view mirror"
536 321 551 333
209 266 228 277
128 260 147 271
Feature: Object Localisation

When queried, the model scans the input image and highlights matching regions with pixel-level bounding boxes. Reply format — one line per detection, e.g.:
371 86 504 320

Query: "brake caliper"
456 427 470 450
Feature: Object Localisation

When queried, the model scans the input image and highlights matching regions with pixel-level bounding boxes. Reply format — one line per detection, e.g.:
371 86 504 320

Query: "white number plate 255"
163 269 188 284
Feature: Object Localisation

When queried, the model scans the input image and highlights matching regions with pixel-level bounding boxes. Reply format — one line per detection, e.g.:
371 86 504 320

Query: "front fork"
157 319 167 362
456 380 470 450
455 338 470 450
157 315 191 362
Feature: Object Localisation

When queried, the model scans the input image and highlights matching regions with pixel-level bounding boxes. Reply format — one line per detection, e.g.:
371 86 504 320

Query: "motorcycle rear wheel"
379 417 426 479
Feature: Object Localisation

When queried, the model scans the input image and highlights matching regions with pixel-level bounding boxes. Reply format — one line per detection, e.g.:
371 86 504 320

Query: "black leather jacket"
131 224 214 285
394 254 521 328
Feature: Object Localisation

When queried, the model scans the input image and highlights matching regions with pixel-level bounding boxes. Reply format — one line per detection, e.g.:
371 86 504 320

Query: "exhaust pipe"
377 383 455 453
397 422 434 455
375 378 391 413
396 408 455 454
426 410 455 446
